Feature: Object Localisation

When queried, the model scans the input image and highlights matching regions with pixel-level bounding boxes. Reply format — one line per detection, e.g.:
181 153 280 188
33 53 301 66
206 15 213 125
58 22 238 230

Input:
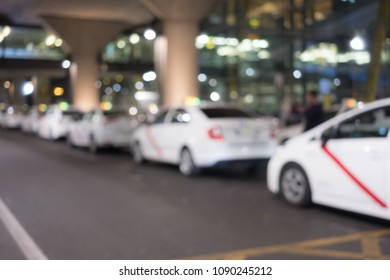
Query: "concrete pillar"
41 16 128 111
154 36 167 104
163 20 199 105
365 0 390 101
141 0 216 105
69 50 99 112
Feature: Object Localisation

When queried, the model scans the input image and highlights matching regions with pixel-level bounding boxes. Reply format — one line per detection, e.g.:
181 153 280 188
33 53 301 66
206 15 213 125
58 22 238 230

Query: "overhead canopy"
0 0 155 26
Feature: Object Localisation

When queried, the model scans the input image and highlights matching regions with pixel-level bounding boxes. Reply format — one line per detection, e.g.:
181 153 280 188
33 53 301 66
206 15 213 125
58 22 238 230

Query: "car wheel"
179 148 200 176
89 135 98 154
246 163 258 175
48 129 54 141
132 142 145 164
280 163 311 206
67 133 74 147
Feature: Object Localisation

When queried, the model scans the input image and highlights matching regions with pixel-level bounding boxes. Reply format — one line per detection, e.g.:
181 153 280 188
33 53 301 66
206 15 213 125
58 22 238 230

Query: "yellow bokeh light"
345 98 357 108
206 36 215 49
184 96 201 106
115 74 124 83
53 87 64 96
103 77 111 85
38 104 48 112
100 101 112 111
249 18 261 29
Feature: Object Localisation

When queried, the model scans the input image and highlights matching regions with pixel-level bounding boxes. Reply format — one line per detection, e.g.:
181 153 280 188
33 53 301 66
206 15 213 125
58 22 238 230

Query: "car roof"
294 97 390 140
331 97 390 121
161 102 249 111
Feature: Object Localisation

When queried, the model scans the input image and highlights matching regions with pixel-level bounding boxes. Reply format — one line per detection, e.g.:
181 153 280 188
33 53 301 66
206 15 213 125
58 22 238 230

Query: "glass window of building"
99 27 157 112
198 0 390 121
0 26 67 60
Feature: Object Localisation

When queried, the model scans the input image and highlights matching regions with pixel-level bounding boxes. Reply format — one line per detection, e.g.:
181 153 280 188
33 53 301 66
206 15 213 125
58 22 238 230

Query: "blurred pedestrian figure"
303 90 324 131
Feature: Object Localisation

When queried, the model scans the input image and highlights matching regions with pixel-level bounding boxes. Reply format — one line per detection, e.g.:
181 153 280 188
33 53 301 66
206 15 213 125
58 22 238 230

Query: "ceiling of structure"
0 0 155 26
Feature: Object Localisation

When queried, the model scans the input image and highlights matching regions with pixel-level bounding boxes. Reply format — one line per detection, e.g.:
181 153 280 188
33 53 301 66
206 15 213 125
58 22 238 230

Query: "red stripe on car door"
321 144 387 208
145 127 163 159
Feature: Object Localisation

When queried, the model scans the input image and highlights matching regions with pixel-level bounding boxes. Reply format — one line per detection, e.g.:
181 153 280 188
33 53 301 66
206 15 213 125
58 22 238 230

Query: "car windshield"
201 108 252 118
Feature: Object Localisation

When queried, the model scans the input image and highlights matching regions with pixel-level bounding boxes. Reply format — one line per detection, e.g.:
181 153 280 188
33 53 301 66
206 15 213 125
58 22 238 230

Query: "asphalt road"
0 130 389 260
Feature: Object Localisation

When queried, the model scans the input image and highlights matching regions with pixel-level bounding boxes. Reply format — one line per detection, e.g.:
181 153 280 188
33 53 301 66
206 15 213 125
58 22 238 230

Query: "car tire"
280 163 311 207
89 135 98 154
246 163 258 175
48 129 54 141
179 148 200 176
132 142 144 164
67 133 74 147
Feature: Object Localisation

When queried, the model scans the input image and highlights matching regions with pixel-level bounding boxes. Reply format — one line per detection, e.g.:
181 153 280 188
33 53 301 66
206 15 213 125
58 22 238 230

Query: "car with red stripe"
130 103 279 176
267 98 390 220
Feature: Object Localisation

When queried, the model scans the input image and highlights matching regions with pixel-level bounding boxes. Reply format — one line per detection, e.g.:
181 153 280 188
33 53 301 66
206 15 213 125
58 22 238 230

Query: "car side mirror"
143 118 153 125
321 126 337 146
144 114 155 125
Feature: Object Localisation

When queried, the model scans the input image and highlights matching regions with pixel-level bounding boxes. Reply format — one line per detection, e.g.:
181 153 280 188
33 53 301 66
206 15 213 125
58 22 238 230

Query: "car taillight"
208 126 224 141
270 126 278 139
270 119 280 139
103 117 116 125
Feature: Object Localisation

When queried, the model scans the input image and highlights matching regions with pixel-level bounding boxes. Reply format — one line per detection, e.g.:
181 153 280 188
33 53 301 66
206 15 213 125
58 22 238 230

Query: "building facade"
0 0 389 117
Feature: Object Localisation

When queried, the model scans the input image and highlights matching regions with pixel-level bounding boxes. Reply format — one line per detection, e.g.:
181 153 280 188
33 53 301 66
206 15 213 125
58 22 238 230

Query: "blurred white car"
130 103 279 176
21 106 45 134
67 108 140 153
267 98 390 220
38 105 82 140
0 107 23 129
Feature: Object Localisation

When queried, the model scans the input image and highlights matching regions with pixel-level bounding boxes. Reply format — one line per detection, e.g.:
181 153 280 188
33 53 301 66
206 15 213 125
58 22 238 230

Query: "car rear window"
201 108 252 118
102 111 128 117
63 111 81 116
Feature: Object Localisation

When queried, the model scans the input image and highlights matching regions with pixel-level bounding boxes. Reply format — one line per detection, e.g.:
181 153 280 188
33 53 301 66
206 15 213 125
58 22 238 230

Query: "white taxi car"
38 105 82 140
21 106 45 134
0 107 23 129
130 103 279 176
267 98 390 220
67 108 139 153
